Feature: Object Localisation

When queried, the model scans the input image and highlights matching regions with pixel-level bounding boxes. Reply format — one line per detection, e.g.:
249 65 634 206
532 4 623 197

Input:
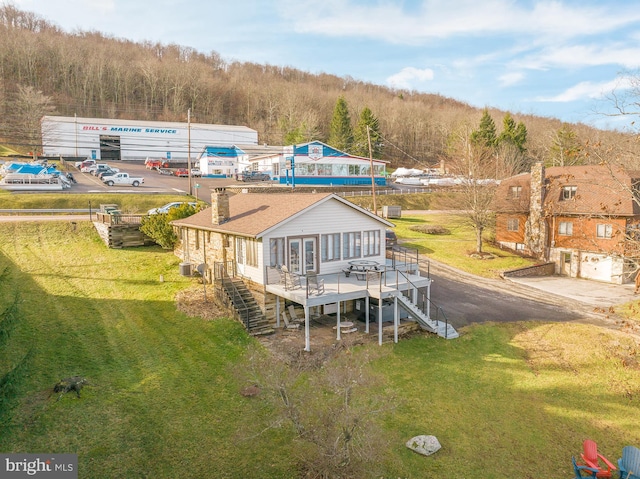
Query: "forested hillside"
0 4 636 171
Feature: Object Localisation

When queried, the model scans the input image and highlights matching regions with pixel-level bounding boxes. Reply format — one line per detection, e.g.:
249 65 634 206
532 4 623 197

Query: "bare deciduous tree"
239 342 394 479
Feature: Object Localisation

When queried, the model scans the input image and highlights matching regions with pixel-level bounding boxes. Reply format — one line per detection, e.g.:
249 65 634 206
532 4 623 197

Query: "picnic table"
343 260 381 280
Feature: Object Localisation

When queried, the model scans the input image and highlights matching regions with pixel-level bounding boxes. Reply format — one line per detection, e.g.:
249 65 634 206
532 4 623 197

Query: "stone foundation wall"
501 262 555 278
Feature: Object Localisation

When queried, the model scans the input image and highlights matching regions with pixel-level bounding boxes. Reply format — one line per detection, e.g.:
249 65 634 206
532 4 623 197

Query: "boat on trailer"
0 173 69 191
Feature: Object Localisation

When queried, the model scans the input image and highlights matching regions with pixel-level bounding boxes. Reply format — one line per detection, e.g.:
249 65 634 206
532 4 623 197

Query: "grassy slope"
0 191 198 213
0 216 638 477
0 222 294 478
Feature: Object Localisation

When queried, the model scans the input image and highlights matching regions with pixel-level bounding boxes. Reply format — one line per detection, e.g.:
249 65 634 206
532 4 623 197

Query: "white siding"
262 199 387 275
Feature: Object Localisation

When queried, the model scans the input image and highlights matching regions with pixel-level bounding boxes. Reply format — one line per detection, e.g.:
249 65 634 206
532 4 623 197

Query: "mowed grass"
0 222 294 478
0 222 639 478
392 213 537 277
0 191 198 213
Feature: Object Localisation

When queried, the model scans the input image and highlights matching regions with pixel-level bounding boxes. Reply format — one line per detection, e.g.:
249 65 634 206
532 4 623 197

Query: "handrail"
392 268 450 338
214 261 250 329
221 273 250 329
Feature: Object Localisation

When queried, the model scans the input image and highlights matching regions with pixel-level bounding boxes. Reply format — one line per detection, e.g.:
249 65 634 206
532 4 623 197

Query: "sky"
12 0 640 131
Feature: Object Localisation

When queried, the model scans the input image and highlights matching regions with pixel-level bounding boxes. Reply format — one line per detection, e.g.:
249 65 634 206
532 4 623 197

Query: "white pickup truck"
102 172 144 187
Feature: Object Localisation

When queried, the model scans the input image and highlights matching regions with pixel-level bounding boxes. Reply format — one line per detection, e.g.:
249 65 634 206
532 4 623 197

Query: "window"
510 186 522 198
559 221 573 236
235 237 244 264
236 237 258 267
506 218 519 232
321 233 341 262
342 232 361 259
195 230 200 250
269 238 285 267
596 224 612 239
562 186 577 200
362 230 381 257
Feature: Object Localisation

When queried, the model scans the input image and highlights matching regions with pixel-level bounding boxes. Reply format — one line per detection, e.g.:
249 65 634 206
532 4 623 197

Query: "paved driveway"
506 276 635 307
427 258 635 331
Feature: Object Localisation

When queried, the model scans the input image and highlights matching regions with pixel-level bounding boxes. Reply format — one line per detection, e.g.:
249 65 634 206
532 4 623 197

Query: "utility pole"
187 108 192 196
367 126 377 215
74 113 78 157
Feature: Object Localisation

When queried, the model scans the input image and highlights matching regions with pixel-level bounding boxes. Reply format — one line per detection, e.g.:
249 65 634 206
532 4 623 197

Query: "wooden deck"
265 263 432 351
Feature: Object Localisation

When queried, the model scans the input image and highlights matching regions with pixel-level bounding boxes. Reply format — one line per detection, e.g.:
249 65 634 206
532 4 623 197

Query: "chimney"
527 162 547 258
211 188 230 224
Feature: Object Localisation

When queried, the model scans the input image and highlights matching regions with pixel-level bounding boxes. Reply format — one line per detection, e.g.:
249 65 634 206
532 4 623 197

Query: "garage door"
579 254 612 282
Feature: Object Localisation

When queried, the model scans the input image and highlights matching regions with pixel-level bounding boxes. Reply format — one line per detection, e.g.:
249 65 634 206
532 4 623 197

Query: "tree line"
0 4 638 173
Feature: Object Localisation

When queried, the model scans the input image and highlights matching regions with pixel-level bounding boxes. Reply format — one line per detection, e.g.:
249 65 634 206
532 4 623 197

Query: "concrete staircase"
221 277 274 336
396 293 458 339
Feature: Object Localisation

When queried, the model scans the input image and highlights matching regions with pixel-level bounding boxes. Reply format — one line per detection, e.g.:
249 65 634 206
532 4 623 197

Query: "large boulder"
405 435 441 457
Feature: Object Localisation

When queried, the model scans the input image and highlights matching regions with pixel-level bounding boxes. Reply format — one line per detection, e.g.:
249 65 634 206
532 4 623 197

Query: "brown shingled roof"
171 192 389 237
494 164 640 216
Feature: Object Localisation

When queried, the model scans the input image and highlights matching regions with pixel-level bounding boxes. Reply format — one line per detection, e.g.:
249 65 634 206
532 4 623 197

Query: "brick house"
171 189 457 350
494 163 640 284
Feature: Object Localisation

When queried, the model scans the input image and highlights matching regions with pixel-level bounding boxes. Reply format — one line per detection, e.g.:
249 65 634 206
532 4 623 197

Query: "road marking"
172 188 187 193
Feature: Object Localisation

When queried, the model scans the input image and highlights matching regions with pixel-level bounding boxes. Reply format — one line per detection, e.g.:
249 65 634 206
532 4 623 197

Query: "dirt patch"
175 286 229 321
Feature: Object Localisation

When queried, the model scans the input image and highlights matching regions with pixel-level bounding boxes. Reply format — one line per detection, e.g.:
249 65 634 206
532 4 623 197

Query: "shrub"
409 224 451 235
140 203 198 249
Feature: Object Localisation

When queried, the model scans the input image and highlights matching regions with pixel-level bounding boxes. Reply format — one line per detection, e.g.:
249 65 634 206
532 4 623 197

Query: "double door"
288 237 317 275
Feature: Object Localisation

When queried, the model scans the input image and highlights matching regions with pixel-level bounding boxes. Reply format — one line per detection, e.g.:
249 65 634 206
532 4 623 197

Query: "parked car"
385 229 398 249
78 160 97 172
97 167 120 179
90 164 112 176
147 201 197 215
75 159 95 169
157 168 173 175
238 170 271 181
190 168 202 177
174 168 189 177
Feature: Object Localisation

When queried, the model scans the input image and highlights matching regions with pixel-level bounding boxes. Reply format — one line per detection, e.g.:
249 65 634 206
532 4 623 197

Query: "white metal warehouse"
40 116 258 162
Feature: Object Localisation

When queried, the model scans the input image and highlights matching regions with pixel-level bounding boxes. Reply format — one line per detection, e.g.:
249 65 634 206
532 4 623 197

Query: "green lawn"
391 213 537 277
0 191 199 213
0 222 639 478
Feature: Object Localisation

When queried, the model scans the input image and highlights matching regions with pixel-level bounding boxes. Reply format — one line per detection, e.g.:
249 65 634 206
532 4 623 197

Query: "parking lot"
65 161 260 203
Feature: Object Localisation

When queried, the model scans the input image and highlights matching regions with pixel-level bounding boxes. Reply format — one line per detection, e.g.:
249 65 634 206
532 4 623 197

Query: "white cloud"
498 72 525 87
537 77 633 103
386 67 435 90
15 0 115 16
517 44 640 70
277 0 640 44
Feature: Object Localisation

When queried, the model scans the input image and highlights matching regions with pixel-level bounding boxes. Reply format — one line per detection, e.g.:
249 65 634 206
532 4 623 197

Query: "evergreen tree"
328 96 352 152
470 109 497 148
352 107 382 157
498 112 527 153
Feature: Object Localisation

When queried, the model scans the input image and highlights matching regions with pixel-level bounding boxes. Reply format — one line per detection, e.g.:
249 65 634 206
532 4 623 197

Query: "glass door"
304 238 317 274
289 239 301 274
289 237 317 275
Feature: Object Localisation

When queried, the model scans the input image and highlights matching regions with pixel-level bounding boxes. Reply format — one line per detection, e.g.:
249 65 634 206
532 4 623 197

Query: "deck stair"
221 277 274 336
396 293 458 339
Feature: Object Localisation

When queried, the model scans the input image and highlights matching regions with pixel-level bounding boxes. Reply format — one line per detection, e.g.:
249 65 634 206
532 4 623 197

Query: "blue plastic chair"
619 446 640 479
573 456 598 479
